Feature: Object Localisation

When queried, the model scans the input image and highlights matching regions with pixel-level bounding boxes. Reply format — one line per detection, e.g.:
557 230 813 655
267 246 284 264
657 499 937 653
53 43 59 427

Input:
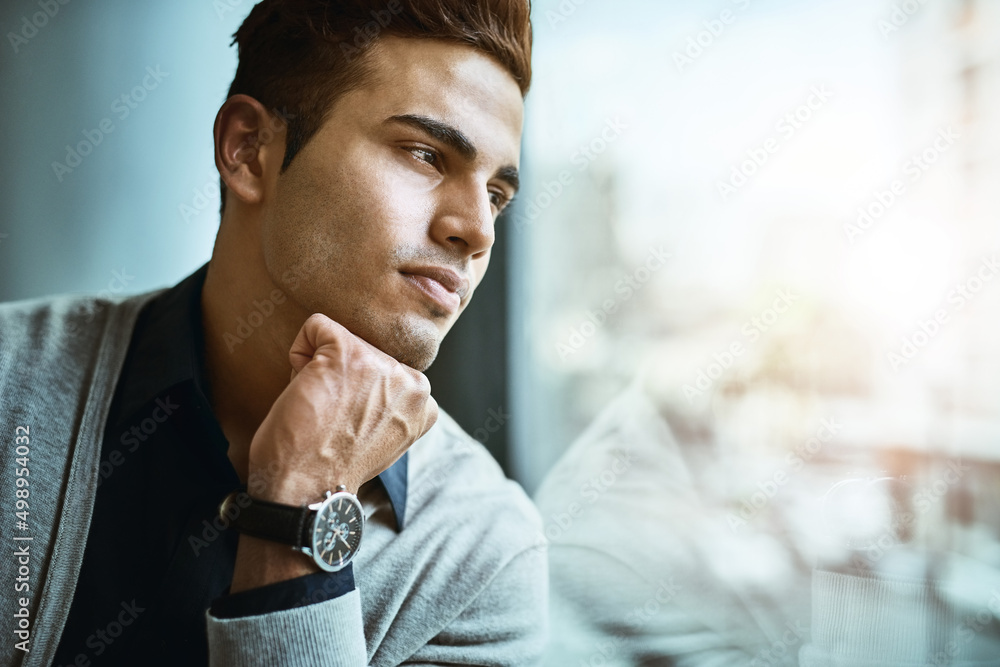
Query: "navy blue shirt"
53 263 408 667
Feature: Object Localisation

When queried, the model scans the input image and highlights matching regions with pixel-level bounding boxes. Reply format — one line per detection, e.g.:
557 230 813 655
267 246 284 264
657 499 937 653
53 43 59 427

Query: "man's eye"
490 191 510 212
410 148 437 165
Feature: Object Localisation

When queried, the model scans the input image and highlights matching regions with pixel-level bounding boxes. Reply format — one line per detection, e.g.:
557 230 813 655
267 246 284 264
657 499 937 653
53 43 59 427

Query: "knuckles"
411 370 432 395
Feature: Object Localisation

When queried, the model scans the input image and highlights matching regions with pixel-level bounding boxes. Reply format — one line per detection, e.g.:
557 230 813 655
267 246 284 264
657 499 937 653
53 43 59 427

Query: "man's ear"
214 94 288 208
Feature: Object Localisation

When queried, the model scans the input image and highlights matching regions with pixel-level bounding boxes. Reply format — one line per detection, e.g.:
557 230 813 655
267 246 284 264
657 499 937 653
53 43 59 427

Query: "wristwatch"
219 485 365 572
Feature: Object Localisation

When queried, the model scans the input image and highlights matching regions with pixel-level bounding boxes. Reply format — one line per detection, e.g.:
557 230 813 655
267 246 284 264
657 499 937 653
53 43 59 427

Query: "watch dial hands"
338 531 353 549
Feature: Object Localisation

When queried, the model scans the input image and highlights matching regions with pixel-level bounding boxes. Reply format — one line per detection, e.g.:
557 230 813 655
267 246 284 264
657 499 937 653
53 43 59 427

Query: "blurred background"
516 0 1000 488
517 0 1000 663
4 0 1000 664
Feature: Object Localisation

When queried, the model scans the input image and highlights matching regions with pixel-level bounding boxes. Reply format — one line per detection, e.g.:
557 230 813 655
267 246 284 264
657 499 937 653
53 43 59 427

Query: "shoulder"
0 293 111 372
0 289 163 428
0 289 162 350
0 292 89 341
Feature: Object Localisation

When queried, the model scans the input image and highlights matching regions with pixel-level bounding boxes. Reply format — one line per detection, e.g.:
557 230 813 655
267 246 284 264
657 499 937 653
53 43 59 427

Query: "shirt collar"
115 261 408 530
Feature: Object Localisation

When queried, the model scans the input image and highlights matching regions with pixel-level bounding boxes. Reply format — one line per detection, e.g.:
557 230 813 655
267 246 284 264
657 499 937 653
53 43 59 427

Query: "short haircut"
219 0 533 215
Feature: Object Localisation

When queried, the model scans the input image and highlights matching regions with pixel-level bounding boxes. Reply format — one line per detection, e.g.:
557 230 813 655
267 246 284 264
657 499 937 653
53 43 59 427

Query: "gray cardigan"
0 288 547 666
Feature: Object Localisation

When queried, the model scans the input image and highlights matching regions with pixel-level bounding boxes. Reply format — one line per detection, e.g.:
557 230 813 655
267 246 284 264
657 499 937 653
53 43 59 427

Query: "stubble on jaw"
349 301 441 371
272 248 450 372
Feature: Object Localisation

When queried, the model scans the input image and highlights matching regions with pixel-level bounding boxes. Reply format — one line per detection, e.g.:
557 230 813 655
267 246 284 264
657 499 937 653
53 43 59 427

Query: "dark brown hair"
219 0 533 214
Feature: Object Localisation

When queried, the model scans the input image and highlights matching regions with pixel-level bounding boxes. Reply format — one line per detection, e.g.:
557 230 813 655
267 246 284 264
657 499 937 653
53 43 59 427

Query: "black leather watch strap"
220 493 313 548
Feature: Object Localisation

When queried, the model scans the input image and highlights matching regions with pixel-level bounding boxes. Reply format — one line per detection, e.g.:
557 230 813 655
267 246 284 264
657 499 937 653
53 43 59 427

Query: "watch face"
311 492 364 572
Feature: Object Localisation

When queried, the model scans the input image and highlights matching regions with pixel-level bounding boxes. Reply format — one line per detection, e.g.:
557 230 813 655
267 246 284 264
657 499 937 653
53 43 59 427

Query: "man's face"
258 36 524 371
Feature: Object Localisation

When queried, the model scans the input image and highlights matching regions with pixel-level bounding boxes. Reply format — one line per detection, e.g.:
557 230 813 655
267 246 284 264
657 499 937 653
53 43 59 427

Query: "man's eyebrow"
387 114 477 160
386 114 520 194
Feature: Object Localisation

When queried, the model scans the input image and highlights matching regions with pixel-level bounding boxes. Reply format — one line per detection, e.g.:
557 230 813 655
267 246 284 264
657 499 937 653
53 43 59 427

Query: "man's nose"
429 183 495 259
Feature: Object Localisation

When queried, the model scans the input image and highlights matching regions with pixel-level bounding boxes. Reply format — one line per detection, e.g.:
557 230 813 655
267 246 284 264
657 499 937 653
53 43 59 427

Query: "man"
0 1 545 665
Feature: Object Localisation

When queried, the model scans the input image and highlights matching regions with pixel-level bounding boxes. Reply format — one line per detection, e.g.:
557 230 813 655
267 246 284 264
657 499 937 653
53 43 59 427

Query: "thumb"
288 312 349 374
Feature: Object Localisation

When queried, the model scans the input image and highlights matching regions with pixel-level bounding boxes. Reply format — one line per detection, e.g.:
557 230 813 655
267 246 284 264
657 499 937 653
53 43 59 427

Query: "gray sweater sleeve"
204 545 548 666
206 589 367 666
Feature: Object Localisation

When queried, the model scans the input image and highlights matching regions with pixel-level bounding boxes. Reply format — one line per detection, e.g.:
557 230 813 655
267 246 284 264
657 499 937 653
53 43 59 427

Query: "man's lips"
399 266 469 314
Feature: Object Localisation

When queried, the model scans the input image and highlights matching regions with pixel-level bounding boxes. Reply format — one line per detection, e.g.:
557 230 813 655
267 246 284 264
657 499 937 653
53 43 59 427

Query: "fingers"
288 313 347 372
406 370 438 440
289 313 407 374
287 312 438 441
422 394 440 438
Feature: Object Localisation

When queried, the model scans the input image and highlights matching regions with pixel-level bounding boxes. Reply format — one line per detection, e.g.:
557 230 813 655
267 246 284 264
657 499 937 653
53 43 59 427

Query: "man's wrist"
227 485 367 591
249 465 360 505
231 533 320 594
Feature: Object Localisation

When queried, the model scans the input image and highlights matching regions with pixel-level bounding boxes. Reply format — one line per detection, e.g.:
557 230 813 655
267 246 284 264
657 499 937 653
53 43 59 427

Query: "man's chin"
389 338 439 372
366 313 442 371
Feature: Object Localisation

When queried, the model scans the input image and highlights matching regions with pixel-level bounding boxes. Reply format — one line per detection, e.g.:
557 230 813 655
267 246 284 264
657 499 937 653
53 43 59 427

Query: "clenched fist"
249 312 439 504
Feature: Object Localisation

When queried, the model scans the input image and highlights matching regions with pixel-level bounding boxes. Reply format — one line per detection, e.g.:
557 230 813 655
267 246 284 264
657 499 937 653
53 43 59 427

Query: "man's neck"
200 220 308 482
